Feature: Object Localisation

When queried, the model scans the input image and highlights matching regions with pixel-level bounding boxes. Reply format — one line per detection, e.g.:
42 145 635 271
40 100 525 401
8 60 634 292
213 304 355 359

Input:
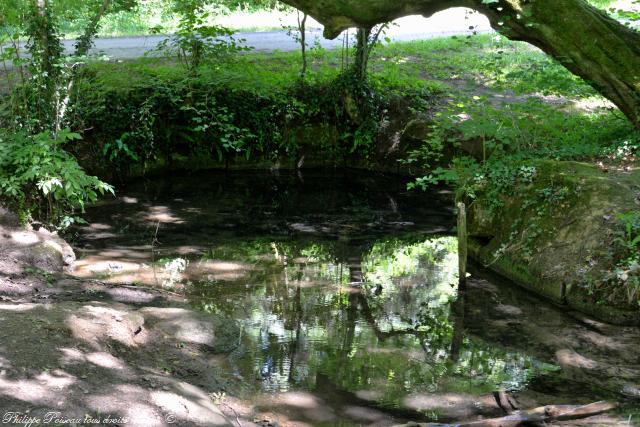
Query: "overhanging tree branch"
280 0 640 129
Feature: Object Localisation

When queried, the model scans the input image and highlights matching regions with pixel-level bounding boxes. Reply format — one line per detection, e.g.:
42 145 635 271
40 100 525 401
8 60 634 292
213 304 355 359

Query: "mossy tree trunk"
282 0 640 129
483 0 640 130
27 0 63 131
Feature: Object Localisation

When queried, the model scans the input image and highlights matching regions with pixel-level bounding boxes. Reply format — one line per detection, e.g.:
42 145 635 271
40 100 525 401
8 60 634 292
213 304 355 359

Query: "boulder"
465 161 640 324
0 206 76 274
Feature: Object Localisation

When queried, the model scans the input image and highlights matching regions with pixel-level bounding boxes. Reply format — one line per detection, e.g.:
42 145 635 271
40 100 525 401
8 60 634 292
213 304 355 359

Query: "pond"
71 169 640 426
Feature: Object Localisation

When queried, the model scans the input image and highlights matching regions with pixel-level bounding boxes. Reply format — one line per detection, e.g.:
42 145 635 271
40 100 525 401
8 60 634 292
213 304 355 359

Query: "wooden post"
457 202 467 285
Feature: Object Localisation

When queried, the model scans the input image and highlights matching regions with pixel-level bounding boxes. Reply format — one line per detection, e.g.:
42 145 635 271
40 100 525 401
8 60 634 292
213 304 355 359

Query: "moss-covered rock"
465 160 640 325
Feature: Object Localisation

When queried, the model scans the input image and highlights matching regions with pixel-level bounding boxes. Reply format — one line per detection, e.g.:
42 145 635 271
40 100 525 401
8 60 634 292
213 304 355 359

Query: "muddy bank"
0 208 234 426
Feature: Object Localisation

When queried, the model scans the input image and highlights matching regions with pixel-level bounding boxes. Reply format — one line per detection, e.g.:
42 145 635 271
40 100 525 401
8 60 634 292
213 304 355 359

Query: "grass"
102 34 587 93
88 32 629 114
373 36 595 97
193 33 599 100
80 32 636 168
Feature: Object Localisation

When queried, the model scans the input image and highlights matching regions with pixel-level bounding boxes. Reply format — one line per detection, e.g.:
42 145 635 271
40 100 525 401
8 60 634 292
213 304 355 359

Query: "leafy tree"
72 0 137 56
0 0 119 227
352 23 388 81
153 0 247 72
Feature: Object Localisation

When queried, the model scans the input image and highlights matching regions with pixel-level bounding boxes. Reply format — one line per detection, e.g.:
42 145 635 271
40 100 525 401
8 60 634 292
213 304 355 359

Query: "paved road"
5 10 495 61
74 27 493 59
4 11 495 63
1 28 493 73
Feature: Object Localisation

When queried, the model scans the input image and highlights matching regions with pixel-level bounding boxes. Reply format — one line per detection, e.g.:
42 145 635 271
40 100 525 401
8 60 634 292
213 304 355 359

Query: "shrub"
0 128 114 228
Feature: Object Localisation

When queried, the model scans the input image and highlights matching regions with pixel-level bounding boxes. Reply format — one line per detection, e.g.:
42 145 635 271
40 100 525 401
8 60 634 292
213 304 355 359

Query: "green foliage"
73 1 138 56
607 0 640 26
405 93 635 198
0 129 113 227
399 41 639 304
0 0 117 229
69 51 436 175
364 237 457 288
57 0 166 37
611 211 640 304
616 211 640 254
54 0 289 37
404 91 637 272
152 5 249 71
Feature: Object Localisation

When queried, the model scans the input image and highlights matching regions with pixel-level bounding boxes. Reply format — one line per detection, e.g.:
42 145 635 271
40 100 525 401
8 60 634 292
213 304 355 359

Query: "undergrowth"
68 55 442 178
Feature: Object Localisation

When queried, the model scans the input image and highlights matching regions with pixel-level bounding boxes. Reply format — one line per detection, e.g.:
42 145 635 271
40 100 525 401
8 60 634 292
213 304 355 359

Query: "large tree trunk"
281 0 640 129
482 0 640 129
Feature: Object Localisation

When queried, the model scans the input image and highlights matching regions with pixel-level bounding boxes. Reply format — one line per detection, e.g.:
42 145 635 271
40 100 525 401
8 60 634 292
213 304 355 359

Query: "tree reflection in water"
73 171 637 423
189 236 555 410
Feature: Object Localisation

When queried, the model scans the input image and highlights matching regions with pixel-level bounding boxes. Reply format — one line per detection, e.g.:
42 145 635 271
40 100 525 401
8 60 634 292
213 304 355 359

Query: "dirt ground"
0 208 235 426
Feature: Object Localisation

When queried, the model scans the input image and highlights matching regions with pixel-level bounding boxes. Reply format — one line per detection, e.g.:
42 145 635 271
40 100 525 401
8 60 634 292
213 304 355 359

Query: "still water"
72 170 640 426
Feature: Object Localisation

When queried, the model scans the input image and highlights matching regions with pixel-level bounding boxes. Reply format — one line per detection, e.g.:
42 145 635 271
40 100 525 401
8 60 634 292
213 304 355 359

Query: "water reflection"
188 237 553 413
73 170 639 424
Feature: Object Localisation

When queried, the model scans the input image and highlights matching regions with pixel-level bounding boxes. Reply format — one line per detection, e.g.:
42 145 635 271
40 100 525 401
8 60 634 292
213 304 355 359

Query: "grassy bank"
3 34 637 220
72 34 637 175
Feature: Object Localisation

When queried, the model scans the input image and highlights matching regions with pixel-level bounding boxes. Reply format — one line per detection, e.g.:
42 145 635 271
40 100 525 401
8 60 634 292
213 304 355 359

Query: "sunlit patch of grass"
369 35 594 98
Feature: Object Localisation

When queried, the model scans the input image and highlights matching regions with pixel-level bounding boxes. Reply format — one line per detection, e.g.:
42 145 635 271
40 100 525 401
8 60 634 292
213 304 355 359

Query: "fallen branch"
395 401 618 427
